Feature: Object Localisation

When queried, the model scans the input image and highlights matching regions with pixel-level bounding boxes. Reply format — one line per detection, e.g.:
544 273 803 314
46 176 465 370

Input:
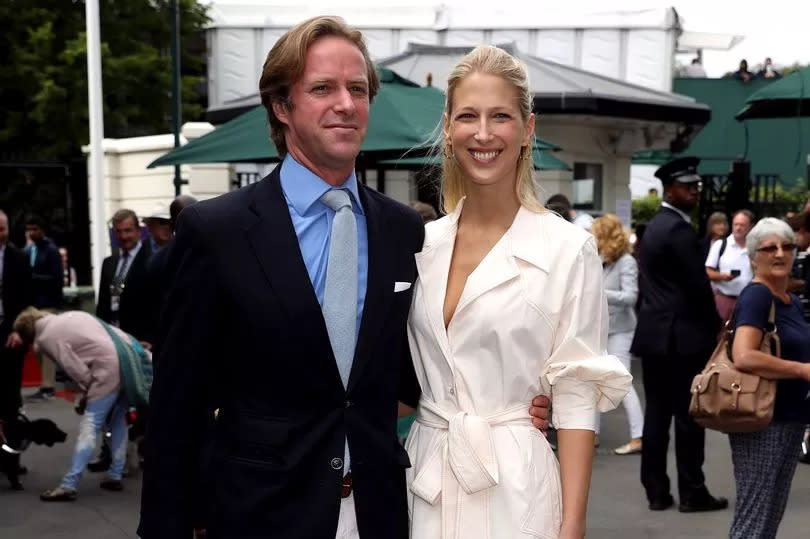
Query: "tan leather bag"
689 301 779 433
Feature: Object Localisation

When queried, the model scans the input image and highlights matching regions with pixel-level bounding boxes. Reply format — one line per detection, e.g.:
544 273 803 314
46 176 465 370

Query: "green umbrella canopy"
149 67 447 168
735 66 810 120
379 142 568 171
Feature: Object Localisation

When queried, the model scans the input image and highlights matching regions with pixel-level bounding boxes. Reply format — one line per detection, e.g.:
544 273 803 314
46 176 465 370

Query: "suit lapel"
245 167 342 389
347 186 393 392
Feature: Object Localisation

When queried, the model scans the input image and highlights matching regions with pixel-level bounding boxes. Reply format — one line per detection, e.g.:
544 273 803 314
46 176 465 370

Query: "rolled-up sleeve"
541 238 633 430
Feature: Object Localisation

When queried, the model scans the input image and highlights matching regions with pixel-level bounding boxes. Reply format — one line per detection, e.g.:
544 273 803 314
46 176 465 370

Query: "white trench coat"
405 202 632 539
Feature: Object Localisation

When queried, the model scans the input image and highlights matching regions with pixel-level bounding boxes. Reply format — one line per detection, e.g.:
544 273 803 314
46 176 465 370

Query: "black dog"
0 414 67 489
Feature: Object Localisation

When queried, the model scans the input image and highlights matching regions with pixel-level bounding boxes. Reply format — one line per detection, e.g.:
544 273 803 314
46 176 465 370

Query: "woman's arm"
706 266 734 282
556 429 594 538
732 325 810 380
605 255 638 307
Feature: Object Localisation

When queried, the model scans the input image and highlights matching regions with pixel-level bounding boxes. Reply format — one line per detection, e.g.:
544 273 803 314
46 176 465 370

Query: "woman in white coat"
591 214 645 455
404 45 632 539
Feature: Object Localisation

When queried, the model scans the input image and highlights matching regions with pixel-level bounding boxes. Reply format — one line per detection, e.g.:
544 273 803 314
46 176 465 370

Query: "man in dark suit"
23 215 62 401
0 209 33 488
139 16 548 539
146 194 198 331
96 209 153 348
631 157 727 513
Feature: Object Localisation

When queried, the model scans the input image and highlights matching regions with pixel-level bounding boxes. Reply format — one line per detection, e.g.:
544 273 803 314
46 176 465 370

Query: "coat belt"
410 398 530 539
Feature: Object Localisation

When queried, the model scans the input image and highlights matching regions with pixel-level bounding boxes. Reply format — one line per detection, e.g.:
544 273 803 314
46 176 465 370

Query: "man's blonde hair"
440 45 542 214
259 16 380 156
13 306 49 346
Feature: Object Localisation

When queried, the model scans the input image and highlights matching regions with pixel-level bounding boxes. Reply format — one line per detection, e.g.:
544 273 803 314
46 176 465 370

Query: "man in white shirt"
705 210 754 321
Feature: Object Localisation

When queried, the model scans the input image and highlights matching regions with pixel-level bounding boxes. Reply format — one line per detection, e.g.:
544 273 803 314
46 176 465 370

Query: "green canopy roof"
378 142 568 171
736 66 810 120
150 67 562 168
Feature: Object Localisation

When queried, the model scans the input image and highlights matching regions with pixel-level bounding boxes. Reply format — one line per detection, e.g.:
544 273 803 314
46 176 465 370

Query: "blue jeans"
60 391 128 490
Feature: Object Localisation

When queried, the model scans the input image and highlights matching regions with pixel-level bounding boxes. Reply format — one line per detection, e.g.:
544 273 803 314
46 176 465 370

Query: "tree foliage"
632 194 661 227
0 0 209 161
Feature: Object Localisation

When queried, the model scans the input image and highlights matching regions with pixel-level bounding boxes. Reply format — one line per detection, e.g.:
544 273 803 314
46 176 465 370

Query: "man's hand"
5 332 23 349
529 395 551 434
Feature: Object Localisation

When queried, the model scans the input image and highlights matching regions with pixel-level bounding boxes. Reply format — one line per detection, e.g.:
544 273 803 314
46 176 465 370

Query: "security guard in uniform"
631 157 729 512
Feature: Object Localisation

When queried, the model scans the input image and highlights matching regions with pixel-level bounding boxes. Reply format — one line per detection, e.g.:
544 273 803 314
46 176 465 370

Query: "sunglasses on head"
756 242 797 254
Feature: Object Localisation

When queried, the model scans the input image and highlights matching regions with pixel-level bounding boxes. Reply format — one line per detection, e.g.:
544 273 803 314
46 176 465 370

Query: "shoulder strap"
714 237 728 270
766 299 776 330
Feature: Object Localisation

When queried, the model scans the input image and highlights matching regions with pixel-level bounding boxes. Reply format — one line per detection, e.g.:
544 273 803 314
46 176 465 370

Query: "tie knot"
320 189 353 212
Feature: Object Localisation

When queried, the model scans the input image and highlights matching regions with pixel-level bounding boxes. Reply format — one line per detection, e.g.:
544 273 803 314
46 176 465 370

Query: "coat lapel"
245 167 343 389
413 209 457 371
347 186 393 392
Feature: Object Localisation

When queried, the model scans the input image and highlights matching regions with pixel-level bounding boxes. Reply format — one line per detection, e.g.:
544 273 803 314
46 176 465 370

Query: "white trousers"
595 331 645 439
335 493 360 539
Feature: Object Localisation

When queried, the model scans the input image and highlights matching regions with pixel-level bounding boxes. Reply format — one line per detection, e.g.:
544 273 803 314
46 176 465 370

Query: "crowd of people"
683 56 784 80
0 197 196 499
1 14 809 539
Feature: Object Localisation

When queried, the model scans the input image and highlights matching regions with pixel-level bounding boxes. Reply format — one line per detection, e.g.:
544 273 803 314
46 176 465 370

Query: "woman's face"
711 220 728 238
444 72 534 190
753 234 796 281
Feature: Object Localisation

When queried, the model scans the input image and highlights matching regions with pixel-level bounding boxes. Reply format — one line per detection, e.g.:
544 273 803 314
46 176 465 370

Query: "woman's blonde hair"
13 306 49 346
439 45 542 214
592 214 631 264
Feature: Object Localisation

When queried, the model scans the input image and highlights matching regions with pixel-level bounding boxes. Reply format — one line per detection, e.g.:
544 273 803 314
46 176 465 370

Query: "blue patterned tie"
320 189 358 474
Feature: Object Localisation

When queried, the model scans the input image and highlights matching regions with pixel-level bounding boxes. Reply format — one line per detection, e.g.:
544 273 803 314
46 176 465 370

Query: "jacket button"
344 400 352 408
449 387 455 395
331 457 344 470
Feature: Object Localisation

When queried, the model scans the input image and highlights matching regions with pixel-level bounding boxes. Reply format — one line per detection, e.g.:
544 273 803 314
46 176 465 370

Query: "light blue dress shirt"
279 154 368 340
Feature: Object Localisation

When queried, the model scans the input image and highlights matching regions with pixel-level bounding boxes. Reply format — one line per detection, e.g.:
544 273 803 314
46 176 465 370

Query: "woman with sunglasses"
728 217 810 538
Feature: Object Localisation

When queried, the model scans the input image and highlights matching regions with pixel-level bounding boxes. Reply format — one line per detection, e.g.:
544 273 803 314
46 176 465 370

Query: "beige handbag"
689 301 779 433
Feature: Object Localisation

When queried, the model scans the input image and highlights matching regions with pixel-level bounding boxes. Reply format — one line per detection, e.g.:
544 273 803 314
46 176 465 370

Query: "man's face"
0 215 8 245
666 180 700 211
273 36 370 181
731 213 752 243
25 224 44 242
113 217 140 252
146 219 172 246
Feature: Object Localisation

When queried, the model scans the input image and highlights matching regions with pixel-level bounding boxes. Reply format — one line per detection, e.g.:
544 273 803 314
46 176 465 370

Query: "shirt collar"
279 154 364 216
122 240 142 258
661 201 691 224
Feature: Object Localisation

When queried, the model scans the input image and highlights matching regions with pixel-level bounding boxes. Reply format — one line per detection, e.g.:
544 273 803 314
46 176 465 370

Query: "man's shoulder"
649 208 692 234
361 186 422 230
4 242 25 259
183 183 262 231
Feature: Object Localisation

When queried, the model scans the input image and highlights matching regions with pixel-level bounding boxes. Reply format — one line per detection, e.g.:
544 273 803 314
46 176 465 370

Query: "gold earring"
519 145 530 160
443 144 454 159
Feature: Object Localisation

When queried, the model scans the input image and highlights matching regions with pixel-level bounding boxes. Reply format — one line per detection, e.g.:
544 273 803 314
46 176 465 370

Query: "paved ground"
1 364 809 538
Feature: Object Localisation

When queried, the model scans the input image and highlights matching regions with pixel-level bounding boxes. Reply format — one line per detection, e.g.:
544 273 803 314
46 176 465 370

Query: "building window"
572 162 603 210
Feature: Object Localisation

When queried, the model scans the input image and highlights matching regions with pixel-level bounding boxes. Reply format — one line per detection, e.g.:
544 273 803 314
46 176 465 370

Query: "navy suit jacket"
631 207 720 358
139 165 424 538
26 238 62 309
